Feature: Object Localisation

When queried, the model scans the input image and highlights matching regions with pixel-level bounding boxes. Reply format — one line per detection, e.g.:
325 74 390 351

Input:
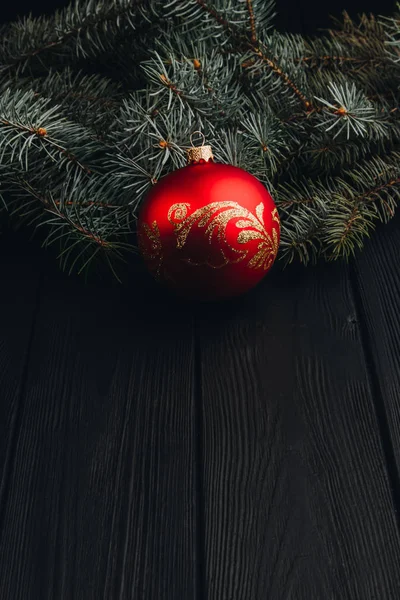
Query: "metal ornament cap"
186 131 214 164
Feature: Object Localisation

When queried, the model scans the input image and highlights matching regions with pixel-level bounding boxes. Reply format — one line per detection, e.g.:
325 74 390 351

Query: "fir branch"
0 0 149 75
11 176 135 277
184 0 312 109
315 82 388 139
334 203 364 258
251 46 311 109
23 182 112 247
298 55 384 68
0 89 102 178
353 177 400 213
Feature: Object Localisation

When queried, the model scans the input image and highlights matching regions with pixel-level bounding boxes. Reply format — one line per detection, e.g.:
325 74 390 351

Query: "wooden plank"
197 259 400 599
0 232 42 523
0 255 198 599
352 214 400 502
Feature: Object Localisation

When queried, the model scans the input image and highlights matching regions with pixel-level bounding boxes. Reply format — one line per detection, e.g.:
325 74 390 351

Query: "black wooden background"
1 1 400 599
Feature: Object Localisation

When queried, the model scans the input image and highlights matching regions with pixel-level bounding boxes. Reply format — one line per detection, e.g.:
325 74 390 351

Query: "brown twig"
159 73 183 96
195 0 233 30
354 177 400 216
338 176 399 249
252 47 311 109
46 139 92 174
54 199 121 209
246 0 257 44
195 0 311 110
296 55 382 66
22 182 111 247
160 69 225 117
337 205 361 250
282 106 323 123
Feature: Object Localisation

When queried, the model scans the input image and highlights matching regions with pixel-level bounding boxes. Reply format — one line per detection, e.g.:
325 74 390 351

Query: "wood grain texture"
0 233 42 525
0 250 197 600
352 213 400 503
197 260 400 599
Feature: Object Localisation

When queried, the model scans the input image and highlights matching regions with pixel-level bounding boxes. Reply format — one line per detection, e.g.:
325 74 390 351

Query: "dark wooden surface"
0 232 199 599
0 213 400 599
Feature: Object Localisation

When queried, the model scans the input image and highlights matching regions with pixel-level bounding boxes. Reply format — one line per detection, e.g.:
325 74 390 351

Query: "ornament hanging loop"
190 131 206 148
187 131 214 164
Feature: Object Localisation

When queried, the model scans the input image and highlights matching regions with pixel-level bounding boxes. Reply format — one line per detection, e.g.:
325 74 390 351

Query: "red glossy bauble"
137 160 280 300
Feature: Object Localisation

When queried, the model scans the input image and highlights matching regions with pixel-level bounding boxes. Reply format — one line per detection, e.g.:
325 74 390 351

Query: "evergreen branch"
41 135 93 175
330 11 385 43
0 0 149 75
0 68 123 131
335 204 363 257
315 82 388 139
250 46 311 109
10 173 136 278
193 0 312 109
324 156 400 257
20 180 112 247
141 52 217 123
194 0 232 31
298 55 384 67
0 90 97 176
353 177 400 213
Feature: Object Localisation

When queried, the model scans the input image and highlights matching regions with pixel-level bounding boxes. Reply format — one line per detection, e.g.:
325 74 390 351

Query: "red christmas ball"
137 155 280 301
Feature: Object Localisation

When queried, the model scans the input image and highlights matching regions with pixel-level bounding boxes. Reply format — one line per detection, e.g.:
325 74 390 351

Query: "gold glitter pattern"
167 201 280 270
137 220 163 278
246 206 280 270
